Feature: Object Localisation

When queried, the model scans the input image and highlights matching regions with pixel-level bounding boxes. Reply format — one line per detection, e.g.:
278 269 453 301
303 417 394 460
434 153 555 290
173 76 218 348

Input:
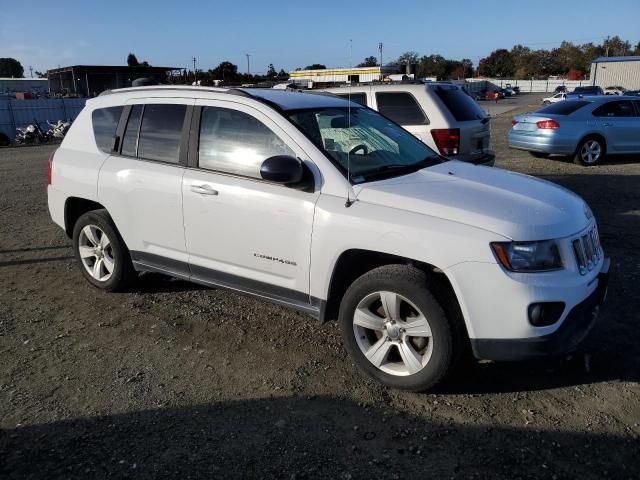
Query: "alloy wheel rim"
581 140 601 164
78 225 114 282
353 291 434 376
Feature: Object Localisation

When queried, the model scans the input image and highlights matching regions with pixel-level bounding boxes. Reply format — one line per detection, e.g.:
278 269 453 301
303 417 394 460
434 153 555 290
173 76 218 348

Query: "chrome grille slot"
573 225 601 275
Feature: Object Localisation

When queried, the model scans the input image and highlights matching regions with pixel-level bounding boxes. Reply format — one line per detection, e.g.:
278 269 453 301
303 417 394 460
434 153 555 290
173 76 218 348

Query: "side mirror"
260 155 304 184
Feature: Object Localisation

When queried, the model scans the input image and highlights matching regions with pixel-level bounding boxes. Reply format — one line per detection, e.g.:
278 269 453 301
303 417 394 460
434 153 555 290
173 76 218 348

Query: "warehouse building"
47 65 181 97
288 66 401 87
590 56 640 90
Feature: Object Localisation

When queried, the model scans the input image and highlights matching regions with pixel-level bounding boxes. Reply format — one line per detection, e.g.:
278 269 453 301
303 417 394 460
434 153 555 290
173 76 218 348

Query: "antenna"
345 39 355 208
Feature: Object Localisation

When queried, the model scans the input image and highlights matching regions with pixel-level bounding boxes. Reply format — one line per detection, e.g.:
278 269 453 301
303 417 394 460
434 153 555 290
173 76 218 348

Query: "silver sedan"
508 96 640 166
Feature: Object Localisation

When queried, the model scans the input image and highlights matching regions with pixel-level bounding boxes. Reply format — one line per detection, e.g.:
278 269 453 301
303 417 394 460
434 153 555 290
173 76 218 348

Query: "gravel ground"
1 94 639 479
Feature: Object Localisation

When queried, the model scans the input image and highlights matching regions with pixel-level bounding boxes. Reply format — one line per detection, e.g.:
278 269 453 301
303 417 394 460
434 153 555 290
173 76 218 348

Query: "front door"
182 100 320 308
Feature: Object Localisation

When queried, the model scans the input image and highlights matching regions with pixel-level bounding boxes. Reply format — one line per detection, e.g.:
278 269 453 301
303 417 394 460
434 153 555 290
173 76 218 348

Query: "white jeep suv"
47 86 609 391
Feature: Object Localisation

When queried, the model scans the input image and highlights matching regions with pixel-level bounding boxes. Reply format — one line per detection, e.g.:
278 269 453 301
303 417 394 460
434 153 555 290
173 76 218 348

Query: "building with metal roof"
288 66 401 87
47 65 181 97
590 56 640 90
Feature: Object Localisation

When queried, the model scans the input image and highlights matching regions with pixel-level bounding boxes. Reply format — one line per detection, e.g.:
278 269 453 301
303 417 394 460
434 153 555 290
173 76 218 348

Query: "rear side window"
137 104 187 163
336 93 368 106
592 100 634 117
92 106 123 153
538 101 590 115
121 105 142 157
375 92 427 125
198 106 294 178
433 87 486 121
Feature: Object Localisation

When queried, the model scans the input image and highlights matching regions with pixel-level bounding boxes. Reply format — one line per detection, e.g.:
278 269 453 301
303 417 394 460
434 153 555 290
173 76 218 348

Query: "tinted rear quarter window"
433 86 486 121
137 104 187 163
92 106 123 153
592 100 634 117
375 92 427 125
538 101 590 115
336 93 368 106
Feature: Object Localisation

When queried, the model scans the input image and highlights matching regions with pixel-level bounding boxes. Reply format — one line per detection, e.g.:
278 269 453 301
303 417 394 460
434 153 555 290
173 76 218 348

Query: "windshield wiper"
361 155 441 180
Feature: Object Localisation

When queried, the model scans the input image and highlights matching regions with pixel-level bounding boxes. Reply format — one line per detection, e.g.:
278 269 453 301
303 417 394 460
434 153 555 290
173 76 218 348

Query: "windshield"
285 107 442 183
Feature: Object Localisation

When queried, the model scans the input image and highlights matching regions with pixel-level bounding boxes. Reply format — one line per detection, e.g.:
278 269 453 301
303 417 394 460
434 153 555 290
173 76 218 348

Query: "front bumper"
470 258 610 361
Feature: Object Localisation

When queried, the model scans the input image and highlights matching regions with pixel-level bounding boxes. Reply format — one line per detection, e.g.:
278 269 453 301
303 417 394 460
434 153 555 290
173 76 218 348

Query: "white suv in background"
319 83 495 166
47 86 609 391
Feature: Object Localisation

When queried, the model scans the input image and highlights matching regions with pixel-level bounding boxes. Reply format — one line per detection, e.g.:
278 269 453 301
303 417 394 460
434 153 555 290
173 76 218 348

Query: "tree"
357 56 378 67
34 71 47 78
396 51 420 66
304 64 326 70
478 49 515 77
211 61 240 83
127 53 139 67
277 69 288 78
267 63 277 79
603 36 631 57
418 54 448 79
0 58 24 78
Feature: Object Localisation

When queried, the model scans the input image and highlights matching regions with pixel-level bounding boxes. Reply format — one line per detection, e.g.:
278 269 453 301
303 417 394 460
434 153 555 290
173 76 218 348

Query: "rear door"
592 100 638 153
373 91 429 142
98 98 193 274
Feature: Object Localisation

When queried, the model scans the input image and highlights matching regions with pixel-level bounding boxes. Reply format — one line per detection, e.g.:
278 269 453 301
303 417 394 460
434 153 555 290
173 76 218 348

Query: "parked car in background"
475 89 504 101
501 87 515 97
554 85 568 94
512 86 521 94
47 85 609 391
508 96 640 166
604 86 626 95
320 82 495 165
543 93 567 104
566 86 604 99
624 90 640 97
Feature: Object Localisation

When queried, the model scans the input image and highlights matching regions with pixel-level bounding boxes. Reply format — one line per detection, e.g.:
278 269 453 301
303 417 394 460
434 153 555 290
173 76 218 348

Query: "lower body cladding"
508 131 577 155
446 257 610 361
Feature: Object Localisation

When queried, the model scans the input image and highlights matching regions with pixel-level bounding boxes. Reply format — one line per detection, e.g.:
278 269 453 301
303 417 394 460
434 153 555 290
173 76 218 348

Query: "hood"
353 161 590 240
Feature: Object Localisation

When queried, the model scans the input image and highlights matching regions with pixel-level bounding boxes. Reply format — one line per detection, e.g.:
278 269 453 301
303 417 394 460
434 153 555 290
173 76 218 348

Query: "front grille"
572 225 602 275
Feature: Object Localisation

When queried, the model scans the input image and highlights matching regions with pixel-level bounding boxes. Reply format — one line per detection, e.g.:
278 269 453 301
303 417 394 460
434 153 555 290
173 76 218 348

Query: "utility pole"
29 66 33 78
378 42 384 80
192 57 197 83
605 36 610 57
246 54 251 76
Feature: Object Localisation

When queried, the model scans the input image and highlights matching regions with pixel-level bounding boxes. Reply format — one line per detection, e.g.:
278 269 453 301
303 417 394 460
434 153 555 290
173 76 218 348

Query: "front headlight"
491 240 563 272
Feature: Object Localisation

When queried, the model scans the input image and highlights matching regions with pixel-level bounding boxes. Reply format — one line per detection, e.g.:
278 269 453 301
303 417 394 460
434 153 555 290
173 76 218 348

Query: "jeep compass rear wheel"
339 265 458 391
72 210 135 291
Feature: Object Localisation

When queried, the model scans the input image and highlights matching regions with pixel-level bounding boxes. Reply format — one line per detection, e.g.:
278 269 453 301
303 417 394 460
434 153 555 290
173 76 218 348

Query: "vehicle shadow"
1 396 636 479
548 153 640 166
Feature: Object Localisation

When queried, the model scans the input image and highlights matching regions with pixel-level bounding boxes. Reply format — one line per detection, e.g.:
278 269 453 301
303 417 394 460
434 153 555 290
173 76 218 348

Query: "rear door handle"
190 184 219 196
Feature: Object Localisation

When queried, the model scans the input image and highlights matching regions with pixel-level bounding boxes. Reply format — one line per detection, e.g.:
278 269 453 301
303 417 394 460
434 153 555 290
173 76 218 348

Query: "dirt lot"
1 94 639 479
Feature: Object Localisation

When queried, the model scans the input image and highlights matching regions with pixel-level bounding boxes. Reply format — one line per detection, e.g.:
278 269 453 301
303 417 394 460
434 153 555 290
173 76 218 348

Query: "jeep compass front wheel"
72 210 135 291
339 265 459 391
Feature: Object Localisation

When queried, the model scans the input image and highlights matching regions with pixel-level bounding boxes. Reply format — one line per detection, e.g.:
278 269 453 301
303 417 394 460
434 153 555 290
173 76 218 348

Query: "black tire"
338 265 463 392
0 133 10 147
72 209 136 292
529 151 549 158
573 136 606 166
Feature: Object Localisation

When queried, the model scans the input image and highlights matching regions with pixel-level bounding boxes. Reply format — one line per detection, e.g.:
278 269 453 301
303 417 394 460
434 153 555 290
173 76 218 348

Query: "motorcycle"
46 119 72 140
15 120 50 144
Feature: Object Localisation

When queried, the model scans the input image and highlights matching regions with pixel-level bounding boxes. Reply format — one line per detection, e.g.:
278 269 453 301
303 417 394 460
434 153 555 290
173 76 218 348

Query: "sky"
2 0 639 76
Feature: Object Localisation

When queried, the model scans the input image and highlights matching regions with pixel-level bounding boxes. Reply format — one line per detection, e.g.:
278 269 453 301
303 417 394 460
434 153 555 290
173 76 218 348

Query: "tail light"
47 150 55 185
431 128 460 156
536 119 560 129
511 119 518 126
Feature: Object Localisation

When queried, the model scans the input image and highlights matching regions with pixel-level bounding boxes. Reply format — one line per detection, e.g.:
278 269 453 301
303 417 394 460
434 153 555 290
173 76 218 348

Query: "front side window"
376 92 427 125
286 107 440 184
198 106 295 178
592 100 634 117
92 106 123 153
137 104 186 163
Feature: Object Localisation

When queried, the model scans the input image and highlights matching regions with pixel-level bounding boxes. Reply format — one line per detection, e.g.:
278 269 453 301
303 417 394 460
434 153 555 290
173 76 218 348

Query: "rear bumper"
470 258 610 361
508 131 576 155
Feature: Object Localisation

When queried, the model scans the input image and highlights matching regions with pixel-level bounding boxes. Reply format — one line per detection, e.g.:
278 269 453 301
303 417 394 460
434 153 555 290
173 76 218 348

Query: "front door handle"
190 184 219 196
